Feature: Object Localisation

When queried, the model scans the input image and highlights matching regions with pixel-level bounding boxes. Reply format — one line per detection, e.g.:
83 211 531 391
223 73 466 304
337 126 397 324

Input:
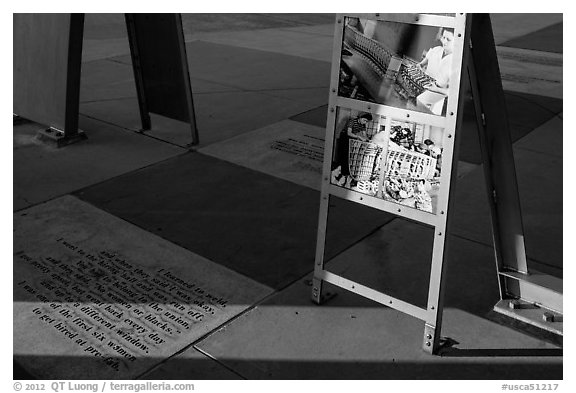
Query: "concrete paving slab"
199 120 324 191
187 27 335 62
501 22 563 54
515 115 562 158
490 14 563 45
255 14 335 27
180 14 334 36
81 14 131 62
193 304 560 379
13 117 186 212
278 23 335 37
192 226 561 379
290 105 329 128
497 47 562 99
451 148 562 275
80 89 326 148
83 38 131 63
111 41 331 93
13 195 272 380
75 152 396 290
258 87 329 108
80 59 240 104
80 60 136 103
81 14 335 64
84 13 127 40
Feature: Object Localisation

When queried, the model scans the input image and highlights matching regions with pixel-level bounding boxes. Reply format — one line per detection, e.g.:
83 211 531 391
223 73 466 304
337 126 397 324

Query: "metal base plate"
493 299 563 336
36 128 87 148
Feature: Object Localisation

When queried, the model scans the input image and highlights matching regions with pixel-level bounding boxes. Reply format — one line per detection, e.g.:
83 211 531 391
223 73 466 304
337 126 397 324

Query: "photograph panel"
330 108 386 198
380 119 444 214
338 17 456 116
330 107 446 214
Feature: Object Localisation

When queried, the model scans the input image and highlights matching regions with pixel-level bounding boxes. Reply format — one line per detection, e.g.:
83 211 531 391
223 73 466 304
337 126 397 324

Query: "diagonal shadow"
439 347 562 358
13 352 563 380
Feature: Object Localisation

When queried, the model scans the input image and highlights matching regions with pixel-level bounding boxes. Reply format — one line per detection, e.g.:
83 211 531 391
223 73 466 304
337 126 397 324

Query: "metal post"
125 13 152 132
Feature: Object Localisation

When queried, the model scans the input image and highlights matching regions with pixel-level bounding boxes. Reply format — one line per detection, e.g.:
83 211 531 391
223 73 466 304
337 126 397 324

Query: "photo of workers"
338 17 455 116
331 107 446 214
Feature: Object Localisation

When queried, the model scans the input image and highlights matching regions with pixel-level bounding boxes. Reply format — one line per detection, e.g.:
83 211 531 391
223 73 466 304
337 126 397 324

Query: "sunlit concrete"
14 196 271 379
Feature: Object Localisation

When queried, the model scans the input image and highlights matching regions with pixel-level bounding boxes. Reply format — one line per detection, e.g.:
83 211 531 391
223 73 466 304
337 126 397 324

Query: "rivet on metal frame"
337 19 342 24
448 134 452 139
425 341 431 347
330 108 335 113
426 334 432 340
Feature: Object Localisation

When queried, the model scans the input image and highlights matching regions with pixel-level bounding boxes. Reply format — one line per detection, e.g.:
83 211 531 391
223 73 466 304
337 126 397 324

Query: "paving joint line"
135 343 247 380
504 91 563 117
13 147 195 215
80 96 136 104
514 145 562 158
78 113 192 150
253 13 333 28
450 232 562 272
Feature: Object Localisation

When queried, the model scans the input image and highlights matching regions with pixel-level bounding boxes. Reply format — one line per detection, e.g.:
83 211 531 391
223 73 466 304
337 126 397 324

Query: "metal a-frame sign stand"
311 13 563 355
13 13 199 147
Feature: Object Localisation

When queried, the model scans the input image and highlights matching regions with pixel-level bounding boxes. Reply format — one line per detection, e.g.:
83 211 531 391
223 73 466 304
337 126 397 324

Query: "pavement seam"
13 147 188 214
80 96 136 104
78 113 194 150
101 52 330 97
252 14 333 28
504 91 562 117
135 343 248 380
194 347 249 379
450 232 562 274
514 145 562 158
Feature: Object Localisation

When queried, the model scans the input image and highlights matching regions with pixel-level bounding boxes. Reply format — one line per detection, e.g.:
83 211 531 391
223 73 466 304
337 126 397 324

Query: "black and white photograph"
330 108 444 213
338 17 456 116
10 11 563 387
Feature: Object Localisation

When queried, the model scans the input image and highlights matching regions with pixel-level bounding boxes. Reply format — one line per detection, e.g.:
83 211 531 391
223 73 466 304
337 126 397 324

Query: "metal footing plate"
36 128 87 147
493 299 563 336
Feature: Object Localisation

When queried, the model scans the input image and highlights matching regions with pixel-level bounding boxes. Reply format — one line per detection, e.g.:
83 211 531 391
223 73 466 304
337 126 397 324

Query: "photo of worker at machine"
331 107 446 214
338 17 455 116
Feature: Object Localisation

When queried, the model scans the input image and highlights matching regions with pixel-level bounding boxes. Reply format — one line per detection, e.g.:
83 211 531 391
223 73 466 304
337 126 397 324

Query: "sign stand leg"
34 14 87 148
468 14 562 336
311 192 331 305
125 14 152 132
